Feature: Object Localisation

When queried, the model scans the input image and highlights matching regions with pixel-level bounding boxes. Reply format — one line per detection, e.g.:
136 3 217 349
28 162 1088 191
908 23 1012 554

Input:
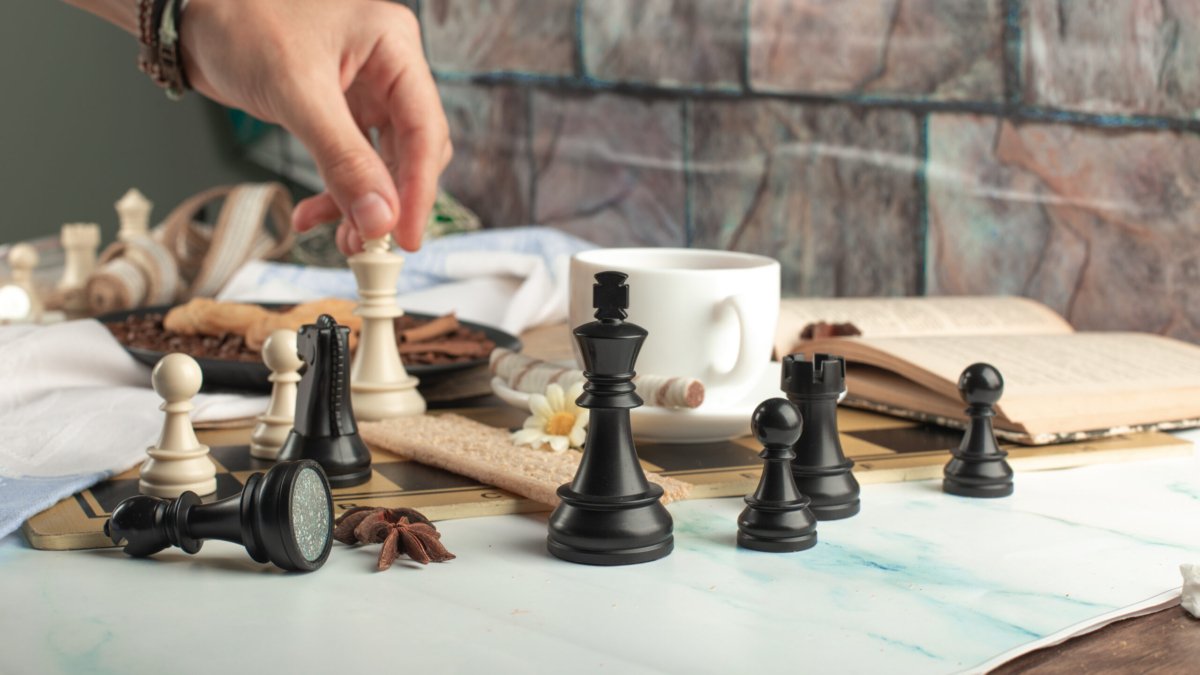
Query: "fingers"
376 38 451 252
293 193 340 233
334 221 366 256
277 77 400 242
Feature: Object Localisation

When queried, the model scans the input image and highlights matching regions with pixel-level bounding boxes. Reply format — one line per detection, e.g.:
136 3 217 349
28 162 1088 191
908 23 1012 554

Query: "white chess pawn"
250 329 303 460
139 353 217 498
349 236 425 420
115 188 152 243
58 223 101 312
0 243 42 322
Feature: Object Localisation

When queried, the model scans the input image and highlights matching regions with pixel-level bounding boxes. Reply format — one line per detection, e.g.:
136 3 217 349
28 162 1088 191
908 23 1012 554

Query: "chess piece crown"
781 352 845 396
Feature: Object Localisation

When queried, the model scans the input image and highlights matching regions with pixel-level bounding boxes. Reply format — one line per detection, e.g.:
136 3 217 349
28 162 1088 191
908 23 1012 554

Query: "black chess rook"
782 353 861 520
943 363 1014 498
546 271 673 565
738 398 818 552
277 314 373 487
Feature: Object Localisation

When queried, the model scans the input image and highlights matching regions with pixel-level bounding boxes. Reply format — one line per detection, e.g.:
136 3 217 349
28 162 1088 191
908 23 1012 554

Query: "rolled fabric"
489 348 705 409
97 235 180 306
86 257 147 314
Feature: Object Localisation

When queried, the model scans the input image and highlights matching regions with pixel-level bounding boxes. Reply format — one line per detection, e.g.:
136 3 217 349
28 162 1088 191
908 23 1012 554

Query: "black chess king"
547 271 673 565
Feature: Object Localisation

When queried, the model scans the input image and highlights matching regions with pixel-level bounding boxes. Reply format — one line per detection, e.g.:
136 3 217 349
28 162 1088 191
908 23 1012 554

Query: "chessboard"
23 407 1192 551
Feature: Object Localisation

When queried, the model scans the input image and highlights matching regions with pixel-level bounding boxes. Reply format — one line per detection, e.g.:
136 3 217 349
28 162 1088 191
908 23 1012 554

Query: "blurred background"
5 0 1199 340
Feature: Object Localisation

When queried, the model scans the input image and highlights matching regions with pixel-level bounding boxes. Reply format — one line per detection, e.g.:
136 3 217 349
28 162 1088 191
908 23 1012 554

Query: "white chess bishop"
250 329 303 460
139 353 217 497
349 236 425 420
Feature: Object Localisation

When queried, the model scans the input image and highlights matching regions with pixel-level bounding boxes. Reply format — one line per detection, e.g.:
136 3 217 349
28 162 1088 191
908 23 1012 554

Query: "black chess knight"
277 314 372 487
547 271 673 565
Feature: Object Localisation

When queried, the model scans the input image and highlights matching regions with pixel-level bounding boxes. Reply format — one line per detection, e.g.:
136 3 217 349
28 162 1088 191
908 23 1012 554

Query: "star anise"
333 507 456 571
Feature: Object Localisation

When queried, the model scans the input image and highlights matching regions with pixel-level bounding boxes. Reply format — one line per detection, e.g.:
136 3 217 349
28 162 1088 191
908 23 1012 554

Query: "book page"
775 296 1072 356
863 333 1200 397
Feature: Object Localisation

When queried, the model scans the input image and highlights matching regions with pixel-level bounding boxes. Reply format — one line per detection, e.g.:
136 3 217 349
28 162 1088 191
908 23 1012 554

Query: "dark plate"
99 303 521 393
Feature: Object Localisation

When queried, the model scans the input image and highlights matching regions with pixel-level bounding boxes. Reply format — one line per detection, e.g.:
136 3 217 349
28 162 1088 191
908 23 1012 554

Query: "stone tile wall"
410 0 1200 341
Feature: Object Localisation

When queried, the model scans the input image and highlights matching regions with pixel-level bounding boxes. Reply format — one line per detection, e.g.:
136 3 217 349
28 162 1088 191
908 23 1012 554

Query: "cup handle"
708 293 758 397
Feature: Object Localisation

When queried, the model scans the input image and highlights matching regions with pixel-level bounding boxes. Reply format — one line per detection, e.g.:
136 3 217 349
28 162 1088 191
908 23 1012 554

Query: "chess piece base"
139 447 217 498
942 478 1014 498
737 500 818 552
139 475 217 499
943 453 1014 498
793 467 860 521
250 414 292 460
737 530 818 553
278 431 371 488
350 378 425 422
547 488 673 566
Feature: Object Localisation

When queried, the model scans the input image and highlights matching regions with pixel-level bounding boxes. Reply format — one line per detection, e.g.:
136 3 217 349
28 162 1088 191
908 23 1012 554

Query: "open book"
774 296 1200 444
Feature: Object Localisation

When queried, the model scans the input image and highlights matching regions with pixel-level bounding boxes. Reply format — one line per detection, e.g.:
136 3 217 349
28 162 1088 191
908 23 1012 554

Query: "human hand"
180 0 451 254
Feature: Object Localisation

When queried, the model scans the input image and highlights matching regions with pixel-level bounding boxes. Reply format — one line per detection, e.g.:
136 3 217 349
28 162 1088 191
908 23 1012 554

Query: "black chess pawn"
277 314 372 487
782 353 860 520
104 460 333 572
943 363 1014 498
738 398 818 552
547 271 673 565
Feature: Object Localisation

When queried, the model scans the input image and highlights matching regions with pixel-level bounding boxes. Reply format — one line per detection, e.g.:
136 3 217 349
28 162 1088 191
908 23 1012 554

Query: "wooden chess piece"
547 271 673 565
250 329 303 460
782 353 860 520
139 353 218 498
348 236 425 421
58 223 101 313
108 460 333 572
1 243 43 322
738 398 818 552
278 315 372 487
943 363 1014 498
115 188 152 242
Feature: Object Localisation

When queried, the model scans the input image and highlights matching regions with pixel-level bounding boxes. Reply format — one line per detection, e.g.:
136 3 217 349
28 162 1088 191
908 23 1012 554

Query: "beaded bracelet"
136 0 190 100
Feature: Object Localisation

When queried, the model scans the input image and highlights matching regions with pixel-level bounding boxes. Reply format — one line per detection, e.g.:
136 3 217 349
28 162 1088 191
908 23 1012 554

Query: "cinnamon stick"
401 312 460 343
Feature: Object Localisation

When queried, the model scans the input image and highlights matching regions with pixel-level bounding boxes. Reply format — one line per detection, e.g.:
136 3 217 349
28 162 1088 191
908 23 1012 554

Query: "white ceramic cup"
569 248 781 407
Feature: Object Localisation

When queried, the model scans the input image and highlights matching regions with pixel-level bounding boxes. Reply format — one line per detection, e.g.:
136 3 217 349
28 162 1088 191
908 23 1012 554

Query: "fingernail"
350 193 393 236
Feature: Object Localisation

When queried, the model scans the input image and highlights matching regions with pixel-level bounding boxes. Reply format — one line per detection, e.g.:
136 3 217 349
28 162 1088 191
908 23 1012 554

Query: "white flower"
511 382 588 453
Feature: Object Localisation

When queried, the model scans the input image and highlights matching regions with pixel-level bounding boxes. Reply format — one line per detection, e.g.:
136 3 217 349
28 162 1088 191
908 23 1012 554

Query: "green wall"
0 1 271 244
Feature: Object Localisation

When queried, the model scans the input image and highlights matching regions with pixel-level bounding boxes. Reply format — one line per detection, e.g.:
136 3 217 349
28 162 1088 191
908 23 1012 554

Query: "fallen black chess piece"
104 460 333 572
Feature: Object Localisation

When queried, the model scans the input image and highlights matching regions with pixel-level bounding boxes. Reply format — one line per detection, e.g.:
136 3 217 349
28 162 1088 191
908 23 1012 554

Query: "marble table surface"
1 431 1197 674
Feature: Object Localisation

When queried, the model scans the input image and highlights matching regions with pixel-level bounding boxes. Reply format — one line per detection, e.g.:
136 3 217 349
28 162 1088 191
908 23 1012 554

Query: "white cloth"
0 320 266 537
217 226 594 335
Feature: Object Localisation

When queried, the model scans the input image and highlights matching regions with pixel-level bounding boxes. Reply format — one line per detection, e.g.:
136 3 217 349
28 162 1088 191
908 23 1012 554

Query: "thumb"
280 84 399 241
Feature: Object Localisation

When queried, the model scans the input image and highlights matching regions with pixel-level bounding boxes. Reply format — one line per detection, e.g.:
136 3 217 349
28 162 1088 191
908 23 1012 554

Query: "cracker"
358 414 692 506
